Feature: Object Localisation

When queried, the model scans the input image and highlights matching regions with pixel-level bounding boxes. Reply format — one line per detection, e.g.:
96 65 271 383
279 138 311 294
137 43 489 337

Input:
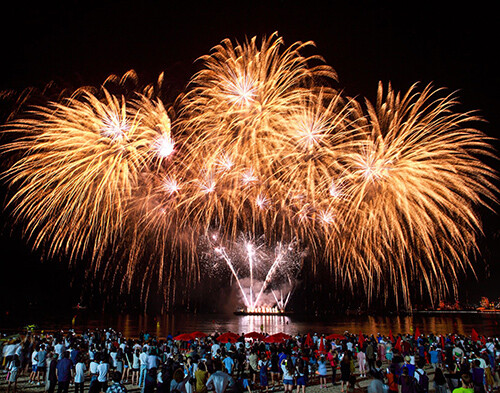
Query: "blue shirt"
70 349 79 365
472 368 484 386
429 351 439 364
400 363 415 378
318 360 328 376
223 357 234 373
56 358 73 382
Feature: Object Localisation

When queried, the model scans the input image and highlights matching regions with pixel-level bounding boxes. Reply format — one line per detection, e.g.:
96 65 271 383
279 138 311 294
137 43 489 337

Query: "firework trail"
202 232 303 309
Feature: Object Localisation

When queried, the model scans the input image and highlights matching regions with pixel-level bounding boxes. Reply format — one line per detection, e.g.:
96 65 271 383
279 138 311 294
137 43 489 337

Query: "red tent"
273 332 292 341
325 333 345 340
191 331 208 338
359 332 365 348
244 332 265 340
389 330 395 343
263 335 282 343
217 332 240 343
304 333 313 347
173 333 194 341
472 329 479 342
264 333 292 343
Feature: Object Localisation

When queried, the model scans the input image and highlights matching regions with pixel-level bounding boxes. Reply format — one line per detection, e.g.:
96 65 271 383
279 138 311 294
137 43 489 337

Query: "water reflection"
30 312 500 337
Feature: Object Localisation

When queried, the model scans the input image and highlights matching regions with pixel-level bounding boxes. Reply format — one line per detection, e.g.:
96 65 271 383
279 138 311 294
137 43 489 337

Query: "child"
7 354 20 393
317 355 328 388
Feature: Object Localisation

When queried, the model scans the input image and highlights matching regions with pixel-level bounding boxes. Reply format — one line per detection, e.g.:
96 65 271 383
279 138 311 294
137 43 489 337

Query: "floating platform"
234 307 293 316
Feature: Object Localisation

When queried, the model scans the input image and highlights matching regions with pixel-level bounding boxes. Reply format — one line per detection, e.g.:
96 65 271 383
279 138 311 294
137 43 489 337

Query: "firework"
200 232 303 311
0 33 497 310
331 83 497 306
1 89 172 267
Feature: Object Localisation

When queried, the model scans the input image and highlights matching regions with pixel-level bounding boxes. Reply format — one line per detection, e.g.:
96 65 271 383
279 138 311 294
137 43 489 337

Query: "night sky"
0 2 498 316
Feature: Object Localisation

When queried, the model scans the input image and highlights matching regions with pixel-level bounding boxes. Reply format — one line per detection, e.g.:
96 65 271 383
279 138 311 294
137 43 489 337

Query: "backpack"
415 370 429 393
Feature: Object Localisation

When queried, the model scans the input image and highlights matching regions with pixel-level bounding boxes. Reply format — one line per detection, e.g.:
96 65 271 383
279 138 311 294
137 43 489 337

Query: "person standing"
29 344 39 384
98 354 110 393
47 353 58 393
248 350 259 384
106 371 128 393
258 354 270 393
206 359 235 393
386 364 399 393
340 353 351 393
357 349 367 378
433 367 448 393
295 357 307 393
471 359 485 393
429 346 440 369
223 353 234 375
74 353 86 393
317 355 328 388
328 349 338 385
398 367 417 393
56 351 73 393
6 354 20 393
37 344 47 385
138 348 148 388
195 360 209 393
453 374 474 393
366 343 376 374
281 355 295 393
131 348 141 385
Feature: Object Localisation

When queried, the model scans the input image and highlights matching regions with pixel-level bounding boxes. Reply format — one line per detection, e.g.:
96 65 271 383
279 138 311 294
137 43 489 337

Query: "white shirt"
110 352 118 367
414 368 425 382
478 358 487 369
132 354 140 369
206 371 234 393
75 362 86 383
281 363 293 380
146 355 158 370
97 362 109 382
211 344 221 357
32 351 38 366
89 361 99 374
54 344 65 356
139 352 148 367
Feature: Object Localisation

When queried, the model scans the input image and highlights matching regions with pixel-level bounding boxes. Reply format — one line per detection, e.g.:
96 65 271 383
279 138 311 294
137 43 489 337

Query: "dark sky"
1 3 498 112
0 2 498 315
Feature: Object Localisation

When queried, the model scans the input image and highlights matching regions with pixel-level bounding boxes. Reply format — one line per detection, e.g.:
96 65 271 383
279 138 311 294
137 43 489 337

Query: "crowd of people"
1 328 499 393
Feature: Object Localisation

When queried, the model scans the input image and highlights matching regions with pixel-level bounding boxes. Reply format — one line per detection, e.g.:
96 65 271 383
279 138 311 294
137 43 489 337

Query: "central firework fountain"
201 232 304 314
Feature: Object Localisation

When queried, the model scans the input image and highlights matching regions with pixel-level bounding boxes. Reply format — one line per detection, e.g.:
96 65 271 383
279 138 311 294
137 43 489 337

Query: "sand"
0 363 443 393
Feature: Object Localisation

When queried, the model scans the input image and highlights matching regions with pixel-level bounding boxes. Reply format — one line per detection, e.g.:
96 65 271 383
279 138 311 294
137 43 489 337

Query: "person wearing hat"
400 356 415 378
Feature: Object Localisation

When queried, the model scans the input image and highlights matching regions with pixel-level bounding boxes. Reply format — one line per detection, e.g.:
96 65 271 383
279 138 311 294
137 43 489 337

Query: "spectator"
206 358 235 393
56 351 73 393
106 371 127 393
